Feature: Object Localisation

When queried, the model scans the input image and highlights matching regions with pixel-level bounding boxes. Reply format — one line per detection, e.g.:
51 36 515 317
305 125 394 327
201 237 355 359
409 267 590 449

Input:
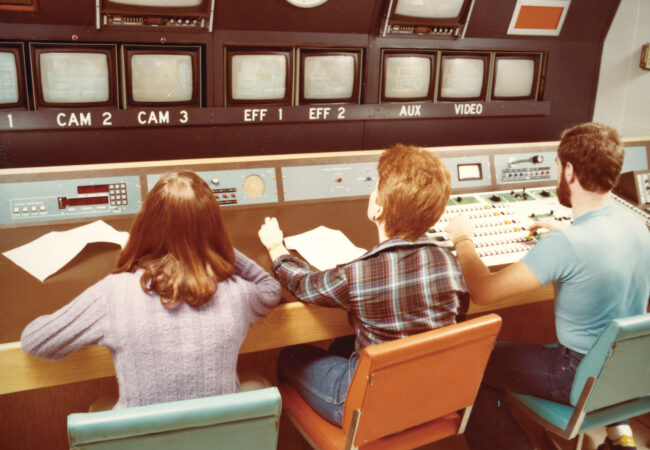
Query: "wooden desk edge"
0 285 554 395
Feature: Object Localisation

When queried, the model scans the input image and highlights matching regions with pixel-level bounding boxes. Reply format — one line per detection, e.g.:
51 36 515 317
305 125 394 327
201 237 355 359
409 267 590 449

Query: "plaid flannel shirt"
272 236 469 354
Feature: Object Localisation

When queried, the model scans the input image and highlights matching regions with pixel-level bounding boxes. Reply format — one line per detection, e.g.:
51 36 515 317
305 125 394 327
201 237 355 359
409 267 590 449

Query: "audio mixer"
428 186 573 267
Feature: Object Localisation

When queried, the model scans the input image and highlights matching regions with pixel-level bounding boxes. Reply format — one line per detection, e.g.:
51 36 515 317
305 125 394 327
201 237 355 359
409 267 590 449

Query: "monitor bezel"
490 53 542 101
122 45 202 108
298 49 362 105
387 0 473 27
437 53 489 102
101 0 209 15
380 51 435 103
30 43 119 110
225 48 293 106
0 43 28 110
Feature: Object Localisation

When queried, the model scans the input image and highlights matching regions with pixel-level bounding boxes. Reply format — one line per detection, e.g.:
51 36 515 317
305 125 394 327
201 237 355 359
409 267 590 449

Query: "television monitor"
381 52 434 102
30 43 118 109
299 50 361 104
384 0 474 37
0 43 27 109
438 53 488 101
491 53 541 100
226 48 292 106
122 45 201 107
99 0 214 30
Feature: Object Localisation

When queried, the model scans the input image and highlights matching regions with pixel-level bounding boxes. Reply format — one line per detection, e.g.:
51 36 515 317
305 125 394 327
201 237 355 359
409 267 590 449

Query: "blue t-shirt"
522 203 650 354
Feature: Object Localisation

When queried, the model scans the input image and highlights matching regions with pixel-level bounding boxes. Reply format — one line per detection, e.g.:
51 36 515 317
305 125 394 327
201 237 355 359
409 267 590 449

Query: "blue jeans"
277 336 358 426
465 342 584 450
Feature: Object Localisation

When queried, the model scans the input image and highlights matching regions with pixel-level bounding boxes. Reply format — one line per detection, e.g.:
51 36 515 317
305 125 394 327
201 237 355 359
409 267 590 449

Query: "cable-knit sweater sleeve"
233 249 282 324
20 277 108 361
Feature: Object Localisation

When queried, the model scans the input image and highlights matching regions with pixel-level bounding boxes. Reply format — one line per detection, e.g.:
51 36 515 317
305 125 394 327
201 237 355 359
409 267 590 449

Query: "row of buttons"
504 171 551 179
476 246 530 257
13 205 46 214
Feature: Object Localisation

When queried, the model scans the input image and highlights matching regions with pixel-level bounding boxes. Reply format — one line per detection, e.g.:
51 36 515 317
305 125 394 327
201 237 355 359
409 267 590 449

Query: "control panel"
493 151 557 184
282 162 378 202
614 170 650 208
428 185 573 266
147 168 278 207
0 176 142 226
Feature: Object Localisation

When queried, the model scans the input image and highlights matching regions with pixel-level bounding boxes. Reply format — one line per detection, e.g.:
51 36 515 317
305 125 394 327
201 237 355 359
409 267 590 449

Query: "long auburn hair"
115 171 235 307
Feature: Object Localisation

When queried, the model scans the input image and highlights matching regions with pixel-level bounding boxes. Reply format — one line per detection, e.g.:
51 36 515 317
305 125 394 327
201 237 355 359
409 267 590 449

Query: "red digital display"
58 196 109 208
77 185 110 194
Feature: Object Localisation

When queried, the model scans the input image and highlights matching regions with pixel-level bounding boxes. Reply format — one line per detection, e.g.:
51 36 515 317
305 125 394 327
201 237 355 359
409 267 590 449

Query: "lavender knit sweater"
21 249 281 409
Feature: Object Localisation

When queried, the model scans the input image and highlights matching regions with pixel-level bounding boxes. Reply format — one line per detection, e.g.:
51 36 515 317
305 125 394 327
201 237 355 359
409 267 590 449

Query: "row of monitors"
0 42 543 110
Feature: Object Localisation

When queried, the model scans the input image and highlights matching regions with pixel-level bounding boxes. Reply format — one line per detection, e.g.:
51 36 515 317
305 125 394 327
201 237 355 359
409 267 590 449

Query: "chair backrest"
67 387 282 450
570 314 650 412
342 314 502 447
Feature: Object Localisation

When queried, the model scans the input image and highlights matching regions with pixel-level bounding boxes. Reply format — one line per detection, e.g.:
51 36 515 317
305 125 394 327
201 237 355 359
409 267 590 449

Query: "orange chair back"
342 314 502 448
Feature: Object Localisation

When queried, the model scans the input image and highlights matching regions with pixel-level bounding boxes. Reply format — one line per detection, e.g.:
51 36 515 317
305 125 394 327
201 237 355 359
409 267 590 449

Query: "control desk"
1 138 649 396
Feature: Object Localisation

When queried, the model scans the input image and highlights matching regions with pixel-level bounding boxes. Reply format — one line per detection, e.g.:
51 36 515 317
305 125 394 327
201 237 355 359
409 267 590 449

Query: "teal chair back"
67 387 282 450
507 313 650 447
570 314 650 411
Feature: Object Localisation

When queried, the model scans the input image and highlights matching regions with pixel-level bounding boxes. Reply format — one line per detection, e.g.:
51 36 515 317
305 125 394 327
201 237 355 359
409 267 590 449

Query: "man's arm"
453 240 541 304
447 215 541 305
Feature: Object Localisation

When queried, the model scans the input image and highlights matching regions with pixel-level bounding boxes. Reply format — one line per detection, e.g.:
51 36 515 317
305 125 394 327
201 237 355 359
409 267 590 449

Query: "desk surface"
0 197 555 394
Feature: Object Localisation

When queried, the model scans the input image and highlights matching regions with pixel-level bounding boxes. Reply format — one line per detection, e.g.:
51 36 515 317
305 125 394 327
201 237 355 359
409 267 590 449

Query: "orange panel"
515 5 564 30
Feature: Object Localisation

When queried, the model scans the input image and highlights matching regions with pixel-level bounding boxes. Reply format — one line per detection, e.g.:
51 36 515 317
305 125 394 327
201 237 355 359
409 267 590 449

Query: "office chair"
67 387 282 450
280 314 502 450
507 313 650 450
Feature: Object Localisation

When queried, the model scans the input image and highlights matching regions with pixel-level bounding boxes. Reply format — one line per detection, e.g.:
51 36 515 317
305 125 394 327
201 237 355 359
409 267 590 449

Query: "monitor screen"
228 51 291 104
0 51 20 105
123 46 200 106
31 44 118 108
439 55 486 100
492 56 539 99
40 53 109 103
382 53 433 101
394 0 465 18
300 51 360 103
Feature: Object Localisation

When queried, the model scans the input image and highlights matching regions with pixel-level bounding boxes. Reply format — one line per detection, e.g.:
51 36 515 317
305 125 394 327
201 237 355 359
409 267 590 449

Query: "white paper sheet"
283 226 367 271
2 220 129 282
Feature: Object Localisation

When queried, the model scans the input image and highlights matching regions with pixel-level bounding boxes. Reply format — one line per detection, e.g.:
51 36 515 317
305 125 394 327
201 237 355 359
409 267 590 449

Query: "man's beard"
557 168 572 208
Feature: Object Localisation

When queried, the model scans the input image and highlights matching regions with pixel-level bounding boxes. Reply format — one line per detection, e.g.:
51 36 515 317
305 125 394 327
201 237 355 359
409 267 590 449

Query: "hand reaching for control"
445 214 474 243
528 218 568 237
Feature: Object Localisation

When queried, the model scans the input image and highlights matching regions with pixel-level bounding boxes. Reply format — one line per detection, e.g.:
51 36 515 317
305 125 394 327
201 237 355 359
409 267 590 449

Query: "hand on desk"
258 217 290 260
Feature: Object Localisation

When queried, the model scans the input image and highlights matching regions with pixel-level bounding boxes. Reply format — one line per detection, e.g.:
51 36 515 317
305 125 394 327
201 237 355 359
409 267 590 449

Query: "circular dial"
243 174 266 198
285 0 328 8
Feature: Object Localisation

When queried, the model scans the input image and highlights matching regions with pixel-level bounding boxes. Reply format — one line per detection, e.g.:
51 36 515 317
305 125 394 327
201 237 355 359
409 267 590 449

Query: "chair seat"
508 392 650 434
280 383 462 450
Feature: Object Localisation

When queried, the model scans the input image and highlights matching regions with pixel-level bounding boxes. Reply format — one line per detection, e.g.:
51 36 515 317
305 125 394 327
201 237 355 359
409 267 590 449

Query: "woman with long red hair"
21 171 281 408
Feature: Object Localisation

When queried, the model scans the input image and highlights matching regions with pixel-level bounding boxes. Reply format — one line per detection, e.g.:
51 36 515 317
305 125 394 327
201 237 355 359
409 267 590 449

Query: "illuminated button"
336 178 343 183
13 207 19 214
109 184 115 189
40 205 46 211
31 206 37 212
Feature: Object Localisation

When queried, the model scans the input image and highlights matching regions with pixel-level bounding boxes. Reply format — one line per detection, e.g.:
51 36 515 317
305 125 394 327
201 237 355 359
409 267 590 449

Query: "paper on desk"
2 220 129 282
283 226 367 271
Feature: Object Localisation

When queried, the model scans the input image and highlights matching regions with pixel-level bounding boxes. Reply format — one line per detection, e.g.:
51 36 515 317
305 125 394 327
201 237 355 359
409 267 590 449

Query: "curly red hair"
377 144 451 241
